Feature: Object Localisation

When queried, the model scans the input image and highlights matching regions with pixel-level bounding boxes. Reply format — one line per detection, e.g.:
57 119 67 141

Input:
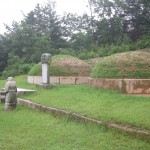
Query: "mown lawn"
0 76 150 130
0 104 150 150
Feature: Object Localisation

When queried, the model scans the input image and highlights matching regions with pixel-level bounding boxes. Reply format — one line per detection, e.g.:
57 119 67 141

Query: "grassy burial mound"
85 57 105 68
28 55 90 76
91 49 150 78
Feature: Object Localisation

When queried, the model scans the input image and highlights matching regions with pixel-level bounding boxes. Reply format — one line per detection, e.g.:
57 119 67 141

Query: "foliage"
2 52 33 78
0 37 8 74
0 0 150 76
91 0 150 42
135 35 150 49
28 63 42 76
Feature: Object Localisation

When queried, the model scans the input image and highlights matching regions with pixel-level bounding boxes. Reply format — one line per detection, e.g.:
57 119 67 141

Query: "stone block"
125 79 150 94
60 77 75 84
75 77 88 84
50 77 60 84
33 76 42 84
28 76 34 84
36 83 55 89
88 78 150 94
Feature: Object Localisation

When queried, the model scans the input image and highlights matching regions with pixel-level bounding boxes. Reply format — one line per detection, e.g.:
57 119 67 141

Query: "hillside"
90 49 150 78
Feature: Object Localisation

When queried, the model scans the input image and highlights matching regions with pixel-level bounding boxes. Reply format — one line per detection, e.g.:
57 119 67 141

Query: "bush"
28 63 42 76
135 35 150 49
2 52 33 79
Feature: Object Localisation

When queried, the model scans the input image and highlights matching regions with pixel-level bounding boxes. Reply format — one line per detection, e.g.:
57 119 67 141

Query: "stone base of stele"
36 83 55 89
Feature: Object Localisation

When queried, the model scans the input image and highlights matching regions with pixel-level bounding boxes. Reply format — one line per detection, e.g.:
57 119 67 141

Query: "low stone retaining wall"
88 78 150 94
28 76 89 85
28 76 150 94
17 98 150 138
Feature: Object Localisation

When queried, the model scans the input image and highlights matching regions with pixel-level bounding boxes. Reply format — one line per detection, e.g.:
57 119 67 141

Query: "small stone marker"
4 77 17 110
36 53 54 88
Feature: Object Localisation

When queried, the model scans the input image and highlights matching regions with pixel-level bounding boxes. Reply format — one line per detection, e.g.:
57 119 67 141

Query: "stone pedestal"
36 53 54 89
36 83 55 89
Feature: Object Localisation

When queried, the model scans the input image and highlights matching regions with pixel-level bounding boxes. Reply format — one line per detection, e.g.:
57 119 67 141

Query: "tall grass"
0 104 150 150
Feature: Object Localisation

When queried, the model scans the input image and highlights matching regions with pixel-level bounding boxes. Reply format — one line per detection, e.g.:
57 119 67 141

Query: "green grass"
1 76 150 128
91 50 150 78
28 63 80 76
0 104 150 150
0 75 35 90
11 76 150 130
28 54 90 76
52 54 75 59
28 63 42 76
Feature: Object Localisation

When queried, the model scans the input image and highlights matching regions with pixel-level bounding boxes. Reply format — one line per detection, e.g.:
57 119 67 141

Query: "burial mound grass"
28 55 90 76
28 49 150 78
91 49 150 78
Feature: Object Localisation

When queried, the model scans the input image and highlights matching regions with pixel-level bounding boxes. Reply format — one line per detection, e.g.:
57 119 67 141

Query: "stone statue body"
4 77 17 110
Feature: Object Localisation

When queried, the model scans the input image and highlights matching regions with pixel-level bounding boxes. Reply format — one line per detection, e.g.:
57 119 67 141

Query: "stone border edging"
17 98 150 138
28 76 150 94
89 78 150 94
28 76 89 85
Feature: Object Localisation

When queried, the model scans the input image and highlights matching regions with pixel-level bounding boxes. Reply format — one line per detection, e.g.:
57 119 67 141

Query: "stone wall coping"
88 78 150 80
28 76 150 94
29 76 150 80
17 98 150 138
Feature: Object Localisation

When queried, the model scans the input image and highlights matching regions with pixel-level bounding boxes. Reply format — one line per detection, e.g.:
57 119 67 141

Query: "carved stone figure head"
41 53 51 64
7 77 14 81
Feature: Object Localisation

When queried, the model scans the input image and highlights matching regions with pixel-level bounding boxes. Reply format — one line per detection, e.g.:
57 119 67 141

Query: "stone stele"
36 53 54 88
41 53 51 84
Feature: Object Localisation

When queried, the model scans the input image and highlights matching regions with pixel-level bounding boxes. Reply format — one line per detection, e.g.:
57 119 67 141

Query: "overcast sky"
0 0 88 34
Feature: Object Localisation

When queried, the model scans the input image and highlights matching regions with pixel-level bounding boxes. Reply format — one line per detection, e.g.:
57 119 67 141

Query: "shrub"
135 35 150 49
28 63 42 76
2 52 33 79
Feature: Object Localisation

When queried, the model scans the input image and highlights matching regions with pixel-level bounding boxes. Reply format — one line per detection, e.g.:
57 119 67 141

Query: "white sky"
0 0 89 34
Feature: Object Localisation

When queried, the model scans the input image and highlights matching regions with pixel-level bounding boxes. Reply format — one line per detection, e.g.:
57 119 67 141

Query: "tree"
0 36 8 74
1 0 68 64
115 0 150 41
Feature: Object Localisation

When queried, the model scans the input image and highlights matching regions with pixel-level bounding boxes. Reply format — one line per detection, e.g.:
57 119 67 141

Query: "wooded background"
0 0 149 78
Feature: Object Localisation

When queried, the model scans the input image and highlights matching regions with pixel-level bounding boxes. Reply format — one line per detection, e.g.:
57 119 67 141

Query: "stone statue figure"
4 77 17 110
